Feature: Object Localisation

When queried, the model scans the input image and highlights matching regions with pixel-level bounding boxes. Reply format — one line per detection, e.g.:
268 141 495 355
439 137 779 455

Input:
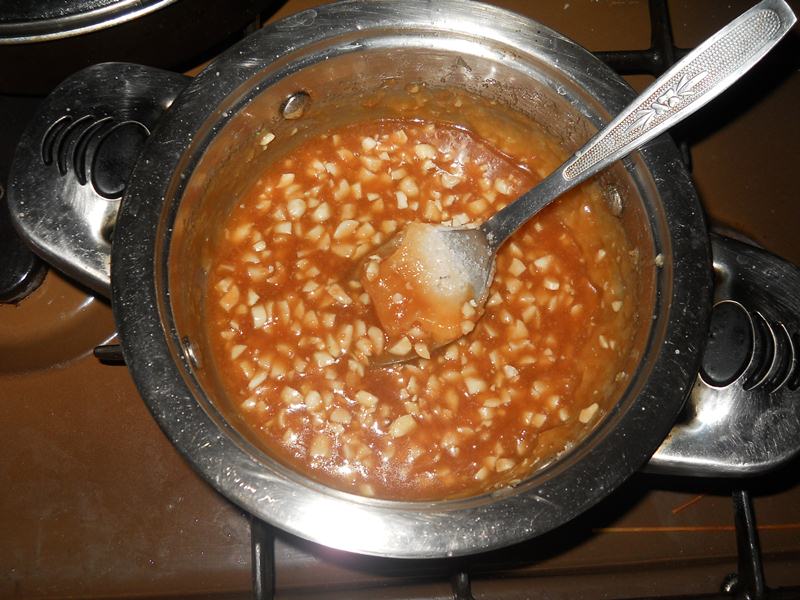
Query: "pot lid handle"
7 62 189 298
648 234 800 477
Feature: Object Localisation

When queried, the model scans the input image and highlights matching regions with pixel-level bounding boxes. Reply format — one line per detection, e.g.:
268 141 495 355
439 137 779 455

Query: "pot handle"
647 234 800 477
7 63 191 299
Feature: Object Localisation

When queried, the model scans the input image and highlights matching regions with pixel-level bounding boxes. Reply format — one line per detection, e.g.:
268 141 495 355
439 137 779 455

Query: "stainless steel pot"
9 0 800 558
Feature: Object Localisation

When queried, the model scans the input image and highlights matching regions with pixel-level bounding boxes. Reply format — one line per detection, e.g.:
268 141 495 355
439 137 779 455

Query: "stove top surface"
1 1 798 598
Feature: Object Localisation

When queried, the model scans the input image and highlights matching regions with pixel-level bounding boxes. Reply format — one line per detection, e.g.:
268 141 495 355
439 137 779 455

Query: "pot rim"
111 0 712 558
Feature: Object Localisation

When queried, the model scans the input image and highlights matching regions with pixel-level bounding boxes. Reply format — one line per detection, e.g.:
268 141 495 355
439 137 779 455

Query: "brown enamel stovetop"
1 1 799 598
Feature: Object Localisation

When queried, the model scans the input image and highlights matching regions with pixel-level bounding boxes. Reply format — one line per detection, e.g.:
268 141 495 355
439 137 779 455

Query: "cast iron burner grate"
248 1 788 599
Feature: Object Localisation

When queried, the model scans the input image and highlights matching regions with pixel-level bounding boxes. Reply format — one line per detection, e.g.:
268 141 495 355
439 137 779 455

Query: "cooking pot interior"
164 39 665 502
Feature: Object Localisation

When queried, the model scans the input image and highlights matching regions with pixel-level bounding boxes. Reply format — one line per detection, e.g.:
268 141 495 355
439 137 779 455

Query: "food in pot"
206 117 639 500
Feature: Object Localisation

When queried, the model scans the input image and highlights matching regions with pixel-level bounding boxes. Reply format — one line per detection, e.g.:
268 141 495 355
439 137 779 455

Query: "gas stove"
1 1 799 598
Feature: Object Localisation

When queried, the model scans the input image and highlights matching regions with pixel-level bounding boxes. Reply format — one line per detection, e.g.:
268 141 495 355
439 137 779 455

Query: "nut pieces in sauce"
207 118 638 500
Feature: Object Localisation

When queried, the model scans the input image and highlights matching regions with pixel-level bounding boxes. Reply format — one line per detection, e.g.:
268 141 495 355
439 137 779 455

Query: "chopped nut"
399 176 419 197
305 390 322 410
287 198 307 219
487 292 502 307
461 301 476 318
311 202 331 222
395 190 408 209
464 377 487 395
579 402 600 424
251 304 267 328
248 370 267 390
496 458 515 472
509 258 526 277
330 407 352 424
281 386 302 404
273 221 292 235
388 337 412 356
355 390 379 409
313 351 336 368
360 155 382 172
361 136 377 151
440 172 461 189
366 326 385 355
333 219 358 239
494 178 511 195
508 320 528 340
503 365 519 379
276 173 295 188
532 413 547 428
389 414 417 438
413 342 431 360
414 143 436 160
309 434 330 458
543 277 560 291
533 255 552 270
327 283 353 305
333 179 351 201
219 285 240 312
364 258 380 281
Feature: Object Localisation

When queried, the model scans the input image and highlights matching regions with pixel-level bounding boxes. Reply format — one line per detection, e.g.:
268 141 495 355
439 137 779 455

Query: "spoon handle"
481 0 796 250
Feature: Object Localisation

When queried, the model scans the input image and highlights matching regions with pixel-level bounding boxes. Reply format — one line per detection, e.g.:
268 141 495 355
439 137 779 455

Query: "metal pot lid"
111 0 712 558
0 0 178 44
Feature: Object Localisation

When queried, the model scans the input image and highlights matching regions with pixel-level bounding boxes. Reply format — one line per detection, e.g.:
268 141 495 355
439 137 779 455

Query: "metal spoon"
370 0 795 364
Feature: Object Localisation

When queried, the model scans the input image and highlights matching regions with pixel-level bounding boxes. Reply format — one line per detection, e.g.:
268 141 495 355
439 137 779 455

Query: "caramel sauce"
206 118 638 500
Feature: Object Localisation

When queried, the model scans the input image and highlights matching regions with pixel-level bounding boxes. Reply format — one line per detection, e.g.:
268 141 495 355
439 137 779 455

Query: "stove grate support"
451 570 476 600
594 0 686 77
251 516 276 600
724 489 767 600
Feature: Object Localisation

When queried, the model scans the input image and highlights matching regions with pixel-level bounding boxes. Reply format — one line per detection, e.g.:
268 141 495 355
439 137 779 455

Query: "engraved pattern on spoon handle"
561 0 795 182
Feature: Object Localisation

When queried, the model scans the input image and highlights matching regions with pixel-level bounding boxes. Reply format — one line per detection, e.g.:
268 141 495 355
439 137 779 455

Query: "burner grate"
594 0 686 77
